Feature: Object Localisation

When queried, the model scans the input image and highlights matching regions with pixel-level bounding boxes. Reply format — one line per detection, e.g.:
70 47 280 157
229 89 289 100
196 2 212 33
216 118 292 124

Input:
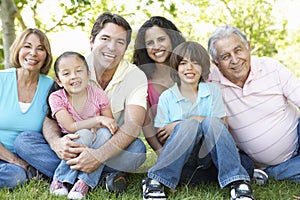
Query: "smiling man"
15 12 148 196
208 25 300 184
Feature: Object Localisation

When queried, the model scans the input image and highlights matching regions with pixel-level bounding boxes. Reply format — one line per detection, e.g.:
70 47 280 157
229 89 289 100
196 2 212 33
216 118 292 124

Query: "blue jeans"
54 129 111 189
264 118 300 182
148 118 250 190
14 128 146 183
0 158 27 188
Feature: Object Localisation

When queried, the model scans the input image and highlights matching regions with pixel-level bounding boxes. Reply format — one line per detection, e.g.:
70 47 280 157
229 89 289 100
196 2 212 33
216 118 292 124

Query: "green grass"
2 148 300 200
2 174 300 199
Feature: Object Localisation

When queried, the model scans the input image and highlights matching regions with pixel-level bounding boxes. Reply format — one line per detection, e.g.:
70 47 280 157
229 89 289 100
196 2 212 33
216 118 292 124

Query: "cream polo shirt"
210 56 300 169
87 58 148 127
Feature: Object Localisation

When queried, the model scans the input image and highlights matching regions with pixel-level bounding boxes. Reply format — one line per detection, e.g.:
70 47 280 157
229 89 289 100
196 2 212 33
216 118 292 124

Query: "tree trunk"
1 0 17 69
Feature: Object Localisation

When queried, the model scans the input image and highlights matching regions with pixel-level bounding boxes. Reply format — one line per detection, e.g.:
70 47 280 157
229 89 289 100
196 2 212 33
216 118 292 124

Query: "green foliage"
1 0 300 75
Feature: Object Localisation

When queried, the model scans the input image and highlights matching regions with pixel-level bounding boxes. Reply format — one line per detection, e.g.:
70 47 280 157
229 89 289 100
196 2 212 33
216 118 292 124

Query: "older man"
208 25 300 183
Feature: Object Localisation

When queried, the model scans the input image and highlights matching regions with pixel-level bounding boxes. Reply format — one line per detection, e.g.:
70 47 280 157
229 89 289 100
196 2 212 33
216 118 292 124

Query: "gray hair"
208 25 248 62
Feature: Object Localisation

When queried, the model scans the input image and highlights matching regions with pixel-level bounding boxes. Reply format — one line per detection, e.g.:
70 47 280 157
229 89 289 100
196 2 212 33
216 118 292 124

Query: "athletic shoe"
50 179 68 196
230 181 255 200
142 178 167 200
27 166 43 180
103 171 128 193
67 179 89 200
253 169 268 186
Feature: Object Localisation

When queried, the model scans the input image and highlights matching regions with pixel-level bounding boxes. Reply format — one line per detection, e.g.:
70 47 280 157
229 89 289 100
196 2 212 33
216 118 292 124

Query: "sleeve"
209 83 226 118
48 90 67 119
276 60 300 107
125 69 148 109
95 87 111 111
154 92 171 128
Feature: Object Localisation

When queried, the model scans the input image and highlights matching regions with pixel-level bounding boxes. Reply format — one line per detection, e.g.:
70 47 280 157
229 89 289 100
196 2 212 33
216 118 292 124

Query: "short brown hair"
9 28 53 75
90 12 132 49
170 41 210 86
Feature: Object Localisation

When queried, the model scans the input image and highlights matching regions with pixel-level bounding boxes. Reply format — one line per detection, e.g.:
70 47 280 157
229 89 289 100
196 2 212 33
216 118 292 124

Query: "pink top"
210 56 300 169
49 85 110 134
147 80 160 116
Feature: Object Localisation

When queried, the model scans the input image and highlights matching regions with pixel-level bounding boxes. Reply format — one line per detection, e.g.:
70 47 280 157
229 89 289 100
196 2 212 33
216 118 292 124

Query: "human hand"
66 147 101 173
52 134 85 161
98 116 118 134
157 122 179 144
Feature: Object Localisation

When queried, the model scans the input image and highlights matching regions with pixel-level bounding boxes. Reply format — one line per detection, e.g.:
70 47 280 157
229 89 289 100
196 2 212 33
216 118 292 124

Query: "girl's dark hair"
170 41 210 86
132 16 185 79
53 51 88 80
46 51 88 119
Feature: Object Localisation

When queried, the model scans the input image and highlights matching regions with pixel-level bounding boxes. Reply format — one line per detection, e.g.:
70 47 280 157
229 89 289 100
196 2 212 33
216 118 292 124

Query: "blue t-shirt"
0 68 53 152
154 82 226 128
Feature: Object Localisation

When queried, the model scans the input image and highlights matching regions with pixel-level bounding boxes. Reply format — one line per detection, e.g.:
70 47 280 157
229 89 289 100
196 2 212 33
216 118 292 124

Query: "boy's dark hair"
170 41 210 86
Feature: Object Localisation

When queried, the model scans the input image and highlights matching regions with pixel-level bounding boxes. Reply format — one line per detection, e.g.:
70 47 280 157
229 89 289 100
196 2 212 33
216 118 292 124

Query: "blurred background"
1 0 299 77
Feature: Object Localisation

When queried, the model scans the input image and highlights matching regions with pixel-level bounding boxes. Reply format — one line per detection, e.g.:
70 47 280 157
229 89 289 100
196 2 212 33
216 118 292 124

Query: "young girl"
48 51 117 199
142 42 254 200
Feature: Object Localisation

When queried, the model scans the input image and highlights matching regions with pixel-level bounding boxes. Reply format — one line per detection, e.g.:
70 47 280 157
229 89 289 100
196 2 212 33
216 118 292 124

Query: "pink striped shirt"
210 56 300 169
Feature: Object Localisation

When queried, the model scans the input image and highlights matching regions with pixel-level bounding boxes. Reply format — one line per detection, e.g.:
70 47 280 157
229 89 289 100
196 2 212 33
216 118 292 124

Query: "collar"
170 82 210 102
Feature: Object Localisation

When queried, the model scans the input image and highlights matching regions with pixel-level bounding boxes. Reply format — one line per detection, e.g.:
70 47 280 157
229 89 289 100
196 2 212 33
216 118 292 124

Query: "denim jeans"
14 128 146 183
148 118 250 190
264 118 300 182
54 129 111 188
0 158 27 188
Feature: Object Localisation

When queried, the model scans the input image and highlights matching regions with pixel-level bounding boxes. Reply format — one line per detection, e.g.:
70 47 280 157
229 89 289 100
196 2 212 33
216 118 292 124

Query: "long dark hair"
46 51 89 119
132 16 185 79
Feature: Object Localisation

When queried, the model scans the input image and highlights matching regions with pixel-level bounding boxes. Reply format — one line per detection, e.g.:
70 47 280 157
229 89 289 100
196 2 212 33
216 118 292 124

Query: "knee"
14 131 37 155
174 119 200 138
201 117 224 131
14 131 31 148
96 128 112 141
74 129 94 146
126 138 146 154
0 164 27 189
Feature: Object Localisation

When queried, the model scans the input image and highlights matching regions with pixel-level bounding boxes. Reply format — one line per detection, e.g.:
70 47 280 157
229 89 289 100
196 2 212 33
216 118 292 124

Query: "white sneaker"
50 179 68 196
253 169 268 185
67 179 89 200
142 178 166 200
230 181 255 200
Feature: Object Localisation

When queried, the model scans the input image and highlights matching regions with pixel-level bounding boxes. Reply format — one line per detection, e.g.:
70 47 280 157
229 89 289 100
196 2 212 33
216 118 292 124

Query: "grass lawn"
1 148 300 199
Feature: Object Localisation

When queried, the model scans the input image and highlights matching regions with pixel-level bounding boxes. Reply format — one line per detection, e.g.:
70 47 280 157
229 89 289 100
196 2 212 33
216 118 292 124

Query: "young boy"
142 41 255 200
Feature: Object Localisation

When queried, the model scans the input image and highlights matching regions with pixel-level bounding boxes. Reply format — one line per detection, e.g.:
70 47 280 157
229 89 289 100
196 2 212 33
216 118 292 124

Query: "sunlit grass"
2 144 300 200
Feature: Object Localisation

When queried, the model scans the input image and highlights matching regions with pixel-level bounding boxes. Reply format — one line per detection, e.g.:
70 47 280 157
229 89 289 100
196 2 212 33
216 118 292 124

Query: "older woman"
0 28 53 188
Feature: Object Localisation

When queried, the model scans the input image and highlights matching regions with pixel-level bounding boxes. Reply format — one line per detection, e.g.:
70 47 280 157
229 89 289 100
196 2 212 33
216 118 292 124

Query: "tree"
0 0 92 69
0 0 17 68
0 0 297 73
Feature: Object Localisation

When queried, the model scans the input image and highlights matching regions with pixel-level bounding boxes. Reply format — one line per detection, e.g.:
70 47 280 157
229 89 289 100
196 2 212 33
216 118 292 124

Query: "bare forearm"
143 126 162 153
43 117 62 150
64 117 99 133
0 143 28 169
